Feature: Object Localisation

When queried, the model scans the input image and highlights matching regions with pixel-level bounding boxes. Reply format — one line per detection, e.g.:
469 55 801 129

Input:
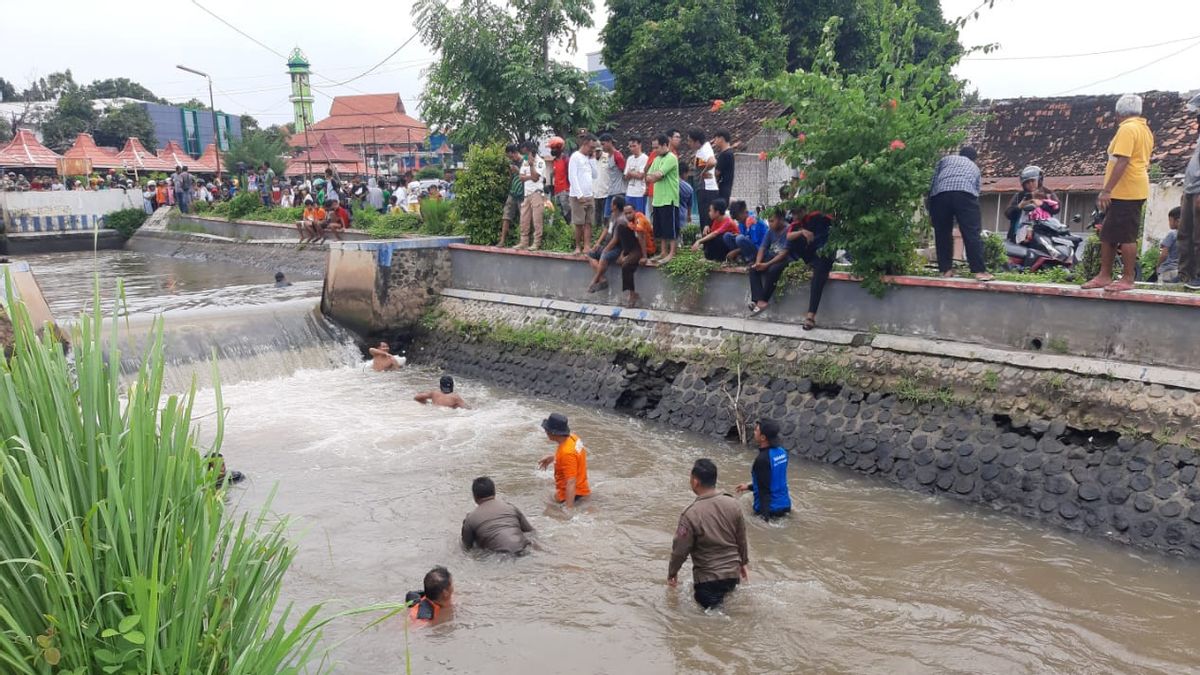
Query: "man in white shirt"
518 140 548 250
624 136 649 216
688 128 719 231
592 145 608 235
568 134 597 255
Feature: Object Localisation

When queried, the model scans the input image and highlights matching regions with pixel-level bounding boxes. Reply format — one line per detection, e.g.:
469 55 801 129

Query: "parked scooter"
1004 205 1086 271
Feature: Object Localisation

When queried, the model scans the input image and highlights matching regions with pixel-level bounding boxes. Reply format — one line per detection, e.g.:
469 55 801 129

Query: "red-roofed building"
0 128 63 169
289 94 428 175
63 133 124 170
158 141 193 170
284 132 365 177
192 143 224 174
114 138 173 172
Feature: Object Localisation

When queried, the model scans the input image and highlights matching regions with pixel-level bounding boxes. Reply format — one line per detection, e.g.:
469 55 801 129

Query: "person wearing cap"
414 375 467 408
537 413 591 510
1082 93 1155 293
669 458 749 609
368 341 406 372
736 419 792 520
461 476 535 555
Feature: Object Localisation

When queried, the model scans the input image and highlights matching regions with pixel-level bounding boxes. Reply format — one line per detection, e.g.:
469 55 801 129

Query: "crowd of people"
393 388 793 623
497 127 836 325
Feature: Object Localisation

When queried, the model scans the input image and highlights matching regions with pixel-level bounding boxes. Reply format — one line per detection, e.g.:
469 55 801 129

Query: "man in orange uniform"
405 566 453 627
537 413 591 512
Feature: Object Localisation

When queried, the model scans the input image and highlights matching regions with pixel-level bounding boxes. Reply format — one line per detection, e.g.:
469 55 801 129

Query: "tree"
83 78 166 104
509 0 594 67
742 0 971 295
782 0 956 74
94 103 157 150
225 128 287 175
240 114 260 132
603 0 785 106
40 86 97 152
415 0 608 145
261 123 294 148
0 77 17 103
180 98 209 110
0 117 11 144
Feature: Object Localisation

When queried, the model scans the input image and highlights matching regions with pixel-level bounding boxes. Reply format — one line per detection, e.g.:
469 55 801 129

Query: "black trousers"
621 250 642 291
788 236 835 315
701 236 733 262
694 578 739 609
929 190 986 273
697 189 718 229
749 259 789 304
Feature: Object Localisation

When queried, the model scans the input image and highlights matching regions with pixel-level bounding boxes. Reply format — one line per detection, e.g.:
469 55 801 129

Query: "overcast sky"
2 0 1197 125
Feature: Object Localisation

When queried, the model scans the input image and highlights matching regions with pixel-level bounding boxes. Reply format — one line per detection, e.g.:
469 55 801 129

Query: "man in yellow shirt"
537 413 591 513
1082 94 1155 293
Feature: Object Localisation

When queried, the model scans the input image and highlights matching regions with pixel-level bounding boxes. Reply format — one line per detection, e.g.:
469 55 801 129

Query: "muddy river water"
20 250 1200 674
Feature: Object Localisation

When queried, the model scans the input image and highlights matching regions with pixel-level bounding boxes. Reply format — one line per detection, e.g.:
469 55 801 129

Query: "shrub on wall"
106 208 148 237
455 143 510 246
224 191 263 221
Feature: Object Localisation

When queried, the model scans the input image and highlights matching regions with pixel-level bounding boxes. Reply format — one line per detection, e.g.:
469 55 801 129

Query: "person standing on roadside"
568 134 597 255
599 133 626 227
517 141 547 250
668 458 749 610
549 137 570 224
462 476 535 555
736 419 792 520
1083 94 1155 293
624 136 649 215
688 128 719 232
711 130 735 205
1179 93 1200 290
537 413 591 513
499 144 523 247
646 133 681 264
927 146 992 281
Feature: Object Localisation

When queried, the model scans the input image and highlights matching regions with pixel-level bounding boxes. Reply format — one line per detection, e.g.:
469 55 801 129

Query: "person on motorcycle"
1004 166 1060 241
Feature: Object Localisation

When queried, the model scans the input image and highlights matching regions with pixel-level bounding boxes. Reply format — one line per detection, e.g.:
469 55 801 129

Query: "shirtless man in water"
368 342 405 371
415 375 468 409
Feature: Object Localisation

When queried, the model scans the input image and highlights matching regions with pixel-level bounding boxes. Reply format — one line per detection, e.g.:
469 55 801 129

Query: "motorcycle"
1003 205 1086 271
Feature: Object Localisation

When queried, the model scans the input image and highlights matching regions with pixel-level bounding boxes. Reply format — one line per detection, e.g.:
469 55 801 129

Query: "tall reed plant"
0 280 399 673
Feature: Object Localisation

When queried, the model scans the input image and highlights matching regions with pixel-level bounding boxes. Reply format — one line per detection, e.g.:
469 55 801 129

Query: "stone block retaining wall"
412 296 1200 560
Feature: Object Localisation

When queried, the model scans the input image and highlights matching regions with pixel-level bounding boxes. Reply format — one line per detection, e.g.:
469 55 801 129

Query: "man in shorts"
1082 94 1154 293
645 133 681 264
588 195 627 293
568 134 598 255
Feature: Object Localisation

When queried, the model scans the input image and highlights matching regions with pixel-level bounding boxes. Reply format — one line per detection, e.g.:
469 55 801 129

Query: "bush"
455 143 510 245
1139 237 1160 281
1080 233 1102 280
743 1 970 295
662 250 719 297
368 211 422 238
351 207 382 231
983 231 1007 272
191 199 212 214
0 293 400 673
224 191 263 221
415 165 444 180
106 208 148 237
418 198 457 235
209 200 231 217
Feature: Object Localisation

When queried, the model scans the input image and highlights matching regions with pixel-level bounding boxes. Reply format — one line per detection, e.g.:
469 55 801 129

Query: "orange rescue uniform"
554 433 591 503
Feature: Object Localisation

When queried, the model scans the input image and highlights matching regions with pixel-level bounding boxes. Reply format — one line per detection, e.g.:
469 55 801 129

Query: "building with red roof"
158 141 193 169
192 143 224 174
289 94 428 174
114 138 173 172
0 128 63 169
284 132 365 177
62 133 124 170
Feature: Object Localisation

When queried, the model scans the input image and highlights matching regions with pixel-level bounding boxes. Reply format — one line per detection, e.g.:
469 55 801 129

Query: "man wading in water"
736 419 792 520
406 566 454 627
669 458 749 609
368 341 405 372
537 413 591 513
414 375 467 408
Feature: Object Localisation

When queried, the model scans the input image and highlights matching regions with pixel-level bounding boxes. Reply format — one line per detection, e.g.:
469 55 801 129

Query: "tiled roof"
968 91 1198 179
290 94 428 149
192 143 224 174
157 141 194 168
285 133 365 176
114 138 173 171
604 100 788 150
0 128 62 168
62 133 124 169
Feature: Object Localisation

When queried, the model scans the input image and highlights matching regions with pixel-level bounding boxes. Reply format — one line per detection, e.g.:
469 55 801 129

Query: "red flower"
788 118 798 128
887 99 898 110
757 151 768 161
710 99 725 112
796 132 807 144
889 139 906 151
799 170 807 181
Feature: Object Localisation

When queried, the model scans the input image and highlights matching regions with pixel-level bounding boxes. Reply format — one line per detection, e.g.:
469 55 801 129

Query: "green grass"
443 317 662 360
0 276 402 674
894 376 962 406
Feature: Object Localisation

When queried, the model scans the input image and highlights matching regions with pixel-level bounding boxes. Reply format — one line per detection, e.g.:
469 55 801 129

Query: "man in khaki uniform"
668 458 749 609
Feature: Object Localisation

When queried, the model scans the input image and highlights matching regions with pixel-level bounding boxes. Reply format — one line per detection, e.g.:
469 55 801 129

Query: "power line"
1054 38 1200 95
320 33 423 87
190 0 285 58
966 33 1200 61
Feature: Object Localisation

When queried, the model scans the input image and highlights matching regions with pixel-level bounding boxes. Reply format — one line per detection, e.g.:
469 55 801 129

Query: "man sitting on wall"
299 196 327 244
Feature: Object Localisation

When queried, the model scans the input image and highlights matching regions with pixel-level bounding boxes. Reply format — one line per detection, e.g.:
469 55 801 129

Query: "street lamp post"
176 64 222 180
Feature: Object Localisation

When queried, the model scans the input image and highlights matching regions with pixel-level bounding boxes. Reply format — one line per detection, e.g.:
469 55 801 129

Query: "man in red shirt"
550 137 570 221
690 198 738 261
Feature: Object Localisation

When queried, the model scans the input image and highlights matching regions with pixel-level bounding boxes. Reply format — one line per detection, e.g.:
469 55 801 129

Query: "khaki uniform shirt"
669 492 749 583
461 498 533 554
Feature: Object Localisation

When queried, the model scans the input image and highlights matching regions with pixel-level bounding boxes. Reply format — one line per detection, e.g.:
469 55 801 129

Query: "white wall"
1142 183 1185 250
0 189 142 232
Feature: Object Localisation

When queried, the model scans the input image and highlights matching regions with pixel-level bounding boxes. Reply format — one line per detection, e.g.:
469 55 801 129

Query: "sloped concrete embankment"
411 297 1200 560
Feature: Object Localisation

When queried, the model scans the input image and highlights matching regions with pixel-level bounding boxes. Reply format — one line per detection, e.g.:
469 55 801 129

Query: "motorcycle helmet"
1019 165 1043 183
547 136 565 150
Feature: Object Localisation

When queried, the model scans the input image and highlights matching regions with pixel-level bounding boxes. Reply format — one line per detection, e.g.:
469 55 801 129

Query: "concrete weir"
327 243 1200 559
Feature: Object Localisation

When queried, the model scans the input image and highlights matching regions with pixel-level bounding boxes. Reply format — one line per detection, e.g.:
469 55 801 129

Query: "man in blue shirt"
678 163 695 236
736 418 791 520
726 200 767 264
928 146 992 281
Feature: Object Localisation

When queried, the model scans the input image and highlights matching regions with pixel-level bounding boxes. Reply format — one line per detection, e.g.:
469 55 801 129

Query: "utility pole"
176 65 221 180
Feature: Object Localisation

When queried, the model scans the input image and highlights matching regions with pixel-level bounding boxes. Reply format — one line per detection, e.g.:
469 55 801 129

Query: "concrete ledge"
126 229 327 277
5 230 124 254
446 244 1200 372
329 236 466 251
170 213 373 241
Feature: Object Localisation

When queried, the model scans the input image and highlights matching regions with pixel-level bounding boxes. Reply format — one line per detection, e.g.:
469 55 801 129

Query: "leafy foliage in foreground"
0 282 400 673
456 143 511 245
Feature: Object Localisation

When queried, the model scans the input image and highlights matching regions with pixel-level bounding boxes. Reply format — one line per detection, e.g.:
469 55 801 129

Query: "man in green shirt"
646 133 680 263
500 143 524 247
